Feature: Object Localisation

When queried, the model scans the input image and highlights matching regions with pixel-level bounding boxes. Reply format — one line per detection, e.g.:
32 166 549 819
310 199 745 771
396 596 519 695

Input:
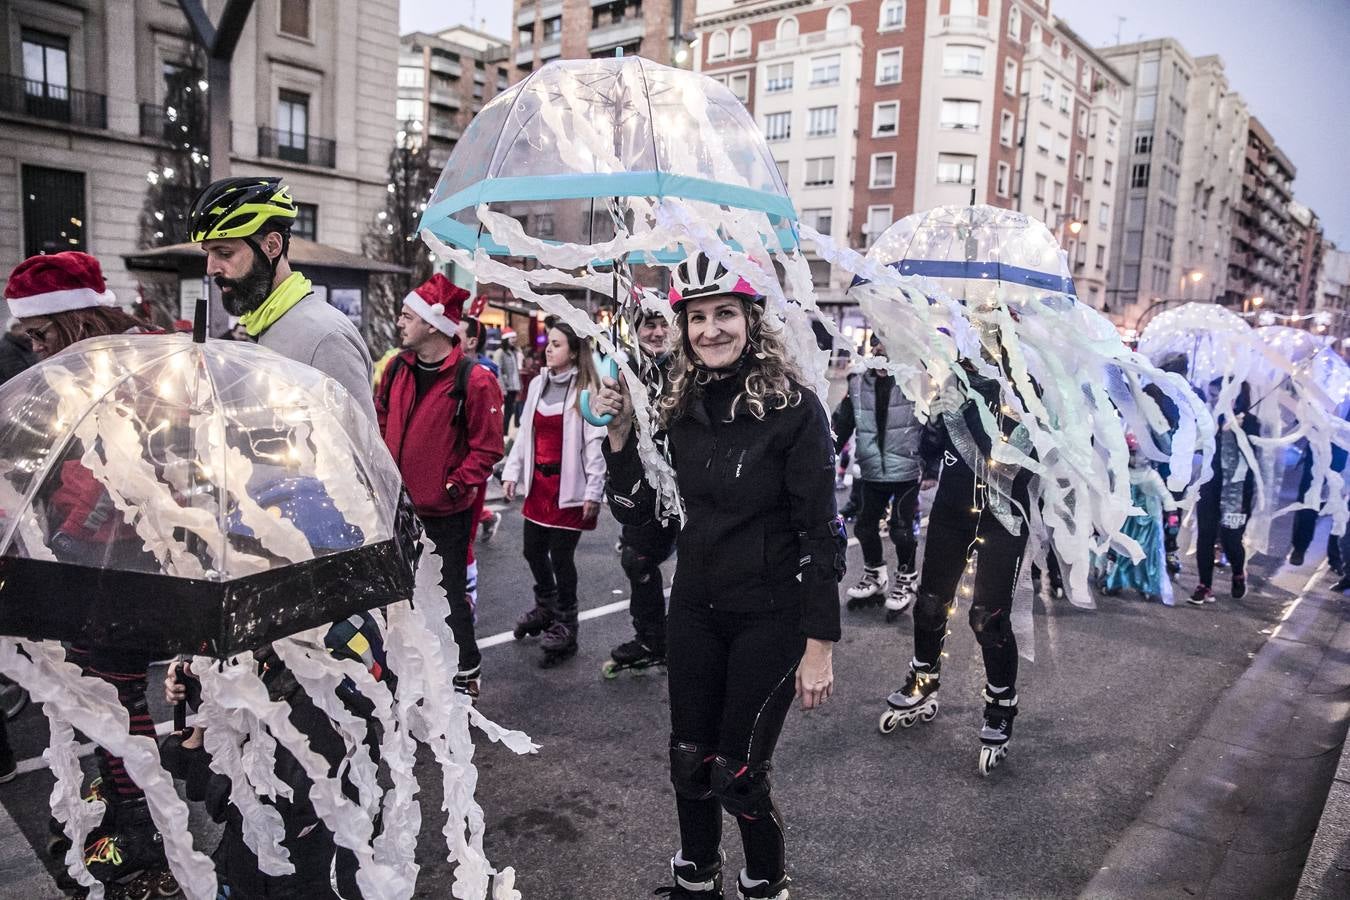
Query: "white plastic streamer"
42 707 104 896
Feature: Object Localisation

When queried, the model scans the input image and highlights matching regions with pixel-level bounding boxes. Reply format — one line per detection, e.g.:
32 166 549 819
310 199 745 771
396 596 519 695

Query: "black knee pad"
912 591 949 633
621 544 657 584
969 604 1013 649
669 741 715 801
711 757 776 820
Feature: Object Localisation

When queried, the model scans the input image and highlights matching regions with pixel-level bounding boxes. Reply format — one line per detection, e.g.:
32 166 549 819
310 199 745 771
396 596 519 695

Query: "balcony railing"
257 126 336 168
939 15 993 39
761 26 860 56
0 75 106 129
587 18 644 51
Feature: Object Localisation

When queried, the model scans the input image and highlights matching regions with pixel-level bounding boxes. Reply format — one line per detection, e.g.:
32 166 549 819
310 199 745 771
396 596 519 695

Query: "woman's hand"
582 500 600 521
592 376 633 450
795 638 834 710
503 480 517 501
164 660 192 705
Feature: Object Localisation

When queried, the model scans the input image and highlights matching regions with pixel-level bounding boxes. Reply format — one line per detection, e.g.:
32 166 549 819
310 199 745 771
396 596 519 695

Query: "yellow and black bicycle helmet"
189 176 297 242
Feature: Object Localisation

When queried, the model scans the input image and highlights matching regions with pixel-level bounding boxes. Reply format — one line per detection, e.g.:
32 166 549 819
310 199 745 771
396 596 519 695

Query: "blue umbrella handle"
581 356 621 426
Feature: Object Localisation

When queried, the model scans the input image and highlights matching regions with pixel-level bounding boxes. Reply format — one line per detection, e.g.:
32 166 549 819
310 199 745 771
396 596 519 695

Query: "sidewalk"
1083 558 1350 899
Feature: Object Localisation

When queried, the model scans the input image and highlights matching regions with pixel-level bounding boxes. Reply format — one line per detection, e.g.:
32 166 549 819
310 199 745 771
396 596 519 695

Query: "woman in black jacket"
592 253 842 900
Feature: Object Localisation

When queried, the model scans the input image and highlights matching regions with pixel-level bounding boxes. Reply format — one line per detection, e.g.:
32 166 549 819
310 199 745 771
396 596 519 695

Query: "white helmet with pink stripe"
669 252 762 312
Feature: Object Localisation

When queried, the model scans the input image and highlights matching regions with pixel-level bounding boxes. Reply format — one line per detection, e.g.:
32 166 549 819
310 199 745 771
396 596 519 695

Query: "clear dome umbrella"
0 330 532 900
0 332 418 657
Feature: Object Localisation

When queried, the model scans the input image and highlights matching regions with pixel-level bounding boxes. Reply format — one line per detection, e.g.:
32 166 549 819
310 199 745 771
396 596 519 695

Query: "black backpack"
380 353 477 426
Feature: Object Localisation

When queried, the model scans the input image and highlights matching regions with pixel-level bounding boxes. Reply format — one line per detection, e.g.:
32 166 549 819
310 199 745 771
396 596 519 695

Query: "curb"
1082 567 1350 900
1296 594 1350 899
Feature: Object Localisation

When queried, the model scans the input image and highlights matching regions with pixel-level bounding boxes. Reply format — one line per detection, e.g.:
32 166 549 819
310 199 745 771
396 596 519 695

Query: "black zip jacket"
603 372 843 641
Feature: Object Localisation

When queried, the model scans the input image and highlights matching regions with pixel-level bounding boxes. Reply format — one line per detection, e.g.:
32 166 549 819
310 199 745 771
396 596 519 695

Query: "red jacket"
376 346 505 517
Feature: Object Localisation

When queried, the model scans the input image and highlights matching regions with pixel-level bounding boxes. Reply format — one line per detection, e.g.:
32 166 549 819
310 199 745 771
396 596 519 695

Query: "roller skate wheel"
879 709 902 734
978 744 1006 776
920 705 939 723
601 660 619 679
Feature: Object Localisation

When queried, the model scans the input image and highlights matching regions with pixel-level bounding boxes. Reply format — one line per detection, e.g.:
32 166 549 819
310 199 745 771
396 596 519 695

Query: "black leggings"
522 519 583 619
420 510 481 673
1195 493 1246 588
621 520 677 645
854 479 921 571
916 507 1027 690
666 600 805 883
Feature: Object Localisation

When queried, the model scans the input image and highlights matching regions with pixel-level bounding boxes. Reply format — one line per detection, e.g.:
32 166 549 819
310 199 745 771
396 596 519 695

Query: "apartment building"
1317 246 1350 340
1289 201 1324 317
399 26 510 169
1099 39 1196 327
512 0 683 76
1229 116 1297 312
0 0 398 306
1168 55 1247 309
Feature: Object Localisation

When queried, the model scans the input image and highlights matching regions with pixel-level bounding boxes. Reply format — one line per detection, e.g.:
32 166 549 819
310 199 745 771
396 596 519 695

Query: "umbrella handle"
580 357 621 427
173 700 186 733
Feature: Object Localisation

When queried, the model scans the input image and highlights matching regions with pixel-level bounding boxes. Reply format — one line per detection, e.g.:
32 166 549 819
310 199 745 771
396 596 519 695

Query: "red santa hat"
5 252 118 318
403 273 468 337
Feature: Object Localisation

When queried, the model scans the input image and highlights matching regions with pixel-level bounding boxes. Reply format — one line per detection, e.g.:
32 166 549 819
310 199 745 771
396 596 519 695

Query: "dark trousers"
65 646 154 800
1195 483 1246 588
420 510 481 674
917 509 1027 690
522 519 583 620
502 390 519 433
622 519 678 645
667 600 804 882
854 479 920 571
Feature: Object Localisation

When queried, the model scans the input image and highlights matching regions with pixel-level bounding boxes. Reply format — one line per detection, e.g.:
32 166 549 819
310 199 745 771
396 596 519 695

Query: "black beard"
216 255 274 316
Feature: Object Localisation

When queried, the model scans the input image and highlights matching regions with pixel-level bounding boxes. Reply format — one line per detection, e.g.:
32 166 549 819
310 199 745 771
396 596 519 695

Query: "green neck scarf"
241 272 312 337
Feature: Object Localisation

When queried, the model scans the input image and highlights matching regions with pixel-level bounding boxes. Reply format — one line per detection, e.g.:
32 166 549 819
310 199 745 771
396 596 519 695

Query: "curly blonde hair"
659 299 804 427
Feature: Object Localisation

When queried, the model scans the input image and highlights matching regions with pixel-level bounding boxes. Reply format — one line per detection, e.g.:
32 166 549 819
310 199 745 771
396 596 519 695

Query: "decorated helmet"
669 252 761 312
189 176 298 242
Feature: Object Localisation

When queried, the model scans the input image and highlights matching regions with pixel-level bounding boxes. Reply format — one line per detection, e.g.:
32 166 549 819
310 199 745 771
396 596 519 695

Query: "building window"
1030 22 1042 44
1138 57 1159 89
1055 132 1068 161
293 203 318 241
1040 77 1055 104
1135 94 1157 122
1059 89 1071 114
777 17 799 41
1004 59 1017 95
1131 163 1151 188
518 25 535 47
1086 154 1095 179
873 101 899 137
766 63 793 93
943 44 983 76
708 30 728 60
1106 118 1118 144
23 165 85 256
880 0 906 30
1103 160 1114 186
1077 107 1088 137
775 159 788 183
804 156 835 187
276 90 310 157
876 49 902 85
1099 202 1111 228
731 26 752 58
1074 151 1085 180
398 66 424 88
1008 6 1021 39
866 205 894 246
764 112 791 141
996 161 1011 197
801 207 833 236
22 29 70 99
543 16 563 41
1071 194 1081 217
999 111 1014 146
1096 245 1106 269
827 6 851 29
1134 133 1154 155
810 54 841 86
396 98 422 125
870 153 897 188
1033 173 1046 201
1052 180 1064 208
940 99 980 130
808 105 838 137
279 0 311 39
729 73 750 103
937 153 976 185
1035 125 1051 155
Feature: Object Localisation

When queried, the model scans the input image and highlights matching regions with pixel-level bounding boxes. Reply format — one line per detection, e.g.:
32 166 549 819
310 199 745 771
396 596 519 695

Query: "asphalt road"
0 493 1311 899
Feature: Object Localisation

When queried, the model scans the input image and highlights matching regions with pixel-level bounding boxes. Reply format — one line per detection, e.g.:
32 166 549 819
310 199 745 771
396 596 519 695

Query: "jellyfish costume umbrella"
0 334 533 900
1138 304 1323 551
846 205 1214 610
418 54 837 520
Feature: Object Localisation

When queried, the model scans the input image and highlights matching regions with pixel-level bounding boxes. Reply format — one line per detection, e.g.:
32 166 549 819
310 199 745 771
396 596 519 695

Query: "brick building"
1230 116 1297 313
511 0 683 76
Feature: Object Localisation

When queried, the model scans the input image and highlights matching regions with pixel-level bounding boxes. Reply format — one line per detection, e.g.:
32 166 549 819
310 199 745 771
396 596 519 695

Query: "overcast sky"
400 0 1350 246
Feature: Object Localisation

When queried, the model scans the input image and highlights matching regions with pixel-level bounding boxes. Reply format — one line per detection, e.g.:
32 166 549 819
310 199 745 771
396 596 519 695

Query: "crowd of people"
0 174 1341 900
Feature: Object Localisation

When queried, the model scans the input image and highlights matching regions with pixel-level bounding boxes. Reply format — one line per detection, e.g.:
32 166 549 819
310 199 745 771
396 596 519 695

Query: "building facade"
1289 200 1324 318
1098 39 1196 328
1229 115 1297 313
399 26 510 169
1168 55 1247 310
512 0 683 77
0 0 398 310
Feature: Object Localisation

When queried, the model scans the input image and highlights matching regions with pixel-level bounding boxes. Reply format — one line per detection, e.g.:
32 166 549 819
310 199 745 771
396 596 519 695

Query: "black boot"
540 586 578 667
513 587 557 640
